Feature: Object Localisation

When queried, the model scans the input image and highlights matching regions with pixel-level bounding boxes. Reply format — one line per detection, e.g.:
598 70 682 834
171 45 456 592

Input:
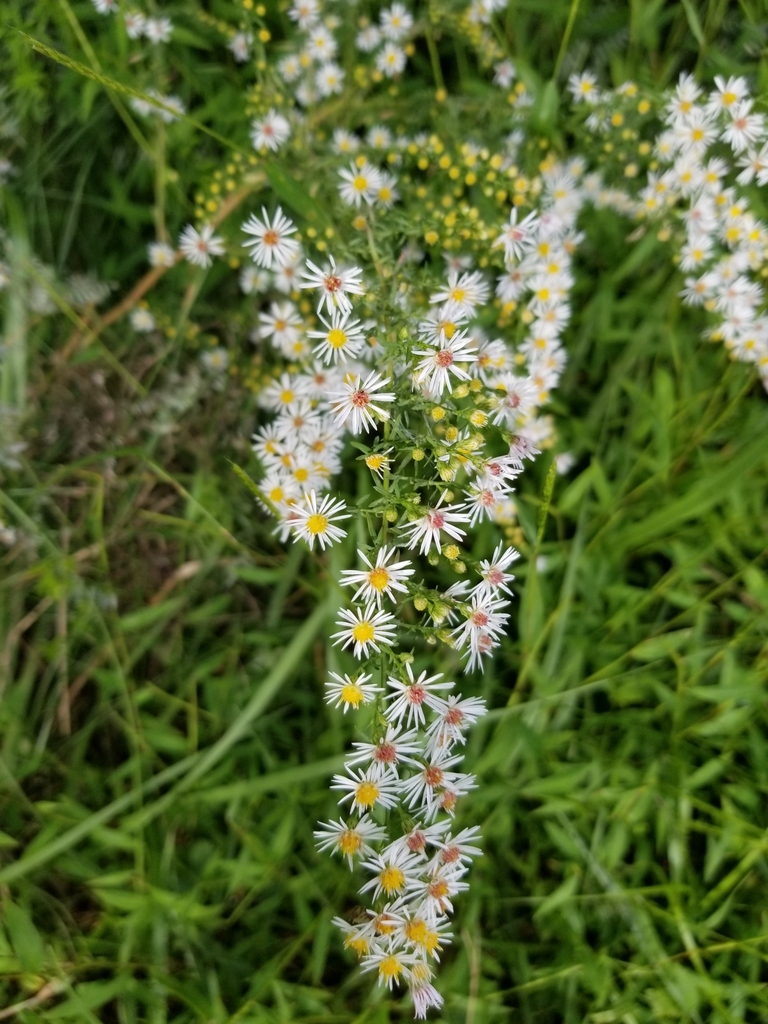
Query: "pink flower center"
436 350 454 368
408 685 426 705
406 830 427 852
471 610 489 628
325 275 342 292
428 512 445 529
441 844 460 864
480 490 495 507
424 766 444 787
445 707 464 726
486 568 504 585
375 742 397 763
478 633 493 653
351 390 370 407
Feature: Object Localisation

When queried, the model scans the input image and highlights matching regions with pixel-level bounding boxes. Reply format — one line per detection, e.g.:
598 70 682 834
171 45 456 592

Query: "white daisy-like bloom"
124 11 146 37
316 62 345 97
400 748 466 813
144 16 173 43
411 978 444 1019
472 542 519 600
418 306 469 345
331 765 400 812
375 171 400 208
259 371 308 411
314 814 387 868
356 25 382 52
339 546 414 606
364 448 393 479
706 74 750 116
430 269 490 317
258 301 304 352
401 493 470 555
301 256 364 314
228 31 252 62
250 109 291 152
360 846 422 900
431 826 484 869
242 206 300 268
422 771 477 819
384 663 454 728
406 863 470 917
240 265 270 294
178 224 225 268
345 724 422 775
148 241 176 268
338 160 381 207
380 2 413 40
91 0 117 13
332 128 360 155
332 603 398 659
387 819 451 858
306 25 338 62
721 100 765 154
278 53 302 83
329 371 395 433
462 479 512 525
425 696 488 753
129 307 155 333
361 947 416 990
376 43 407 78
274 251 304 293
489 373 539 427
568 71 600 104
152 92 185 124
308 308 365 364
288 0 320 29
201 347 229 373
324 670 382 712
493 59 516 88
288 489 349 548
367 125 392 148
673 107 719 155
495 208 539 261
413 330 477 395
451 592 510 650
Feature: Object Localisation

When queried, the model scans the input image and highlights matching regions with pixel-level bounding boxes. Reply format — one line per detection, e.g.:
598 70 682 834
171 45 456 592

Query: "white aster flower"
340 546 415 606
148 241 176 268
400 493 470 556
316 62 345 97
338 160 381 207
413 330 477 395
324 670 382 712
329 371 395 433
178 224 225 268
124 11 146 37
129 307 155 332
301 255 364 314
308 307 365 364
250 109 291 152
385 663 454 728
228 31 252 62
331 765 400 812
314 814 386 867
332 602 398 658
288 490 350 550
242 206 300 268
144 16 172 43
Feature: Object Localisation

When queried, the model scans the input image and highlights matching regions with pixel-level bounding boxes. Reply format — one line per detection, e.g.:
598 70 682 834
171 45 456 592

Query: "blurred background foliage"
1 1 768 1022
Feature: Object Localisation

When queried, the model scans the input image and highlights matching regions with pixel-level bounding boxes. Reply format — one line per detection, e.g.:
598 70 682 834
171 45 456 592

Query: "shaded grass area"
2 1 768 1022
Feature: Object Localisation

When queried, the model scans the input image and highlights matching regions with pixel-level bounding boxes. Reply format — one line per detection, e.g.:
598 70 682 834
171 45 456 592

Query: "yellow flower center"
424 930 441 955
352 621 375 644
379 866 406 894
355 780 379 807
268 486 284 502
367 567 391 591
691 127 704 142
306 513 328 535
327 328 348 349
338 830 363 856
450 287 466 302
366 454 386 470
405 919 428 944
294 467 309 482
378 955 403 982
347 935 368 956
723 90 737 106
353 175 368 192
340 682 364 706
280 389 294 404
